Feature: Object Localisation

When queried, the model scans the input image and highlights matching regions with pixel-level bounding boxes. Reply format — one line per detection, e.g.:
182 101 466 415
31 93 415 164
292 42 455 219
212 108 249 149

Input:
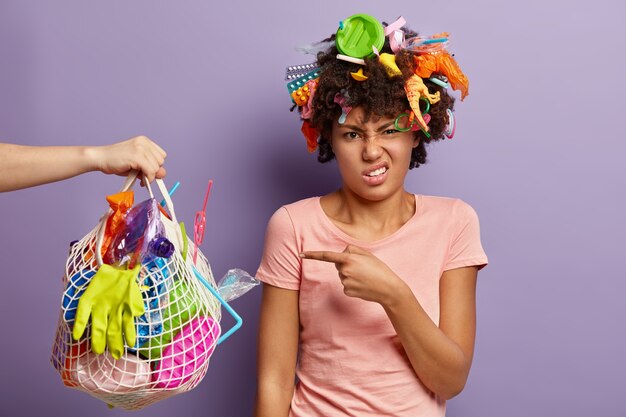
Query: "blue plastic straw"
421 38 448 45
160 181 180 207
192 266 243 345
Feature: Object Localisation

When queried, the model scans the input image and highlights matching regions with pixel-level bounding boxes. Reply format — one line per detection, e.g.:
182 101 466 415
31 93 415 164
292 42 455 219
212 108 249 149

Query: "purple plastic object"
152 317 221 389
149 236 174 258
104 198 173 267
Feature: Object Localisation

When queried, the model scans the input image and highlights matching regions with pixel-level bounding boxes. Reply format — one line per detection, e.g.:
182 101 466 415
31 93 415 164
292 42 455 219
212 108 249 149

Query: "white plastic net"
51 176 222 410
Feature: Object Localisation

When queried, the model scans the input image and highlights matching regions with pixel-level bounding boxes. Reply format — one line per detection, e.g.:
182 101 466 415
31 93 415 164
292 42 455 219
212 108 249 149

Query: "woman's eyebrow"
340 122 395 133
375 121 396 132
339 124 365 132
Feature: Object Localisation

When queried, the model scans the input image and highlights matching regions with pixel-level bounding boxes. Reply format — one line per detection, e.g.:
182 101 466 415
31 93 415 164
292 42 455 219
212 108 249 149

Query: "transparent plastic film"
217 268 260 302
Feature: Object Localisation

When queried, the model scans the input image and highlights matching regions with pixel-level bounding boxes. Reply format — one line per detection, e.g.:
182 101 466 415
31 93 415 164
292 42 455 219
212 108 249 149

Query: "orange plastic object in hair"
100 191 134 258
301 120 320 153
414 51 469 100
405 75 441 131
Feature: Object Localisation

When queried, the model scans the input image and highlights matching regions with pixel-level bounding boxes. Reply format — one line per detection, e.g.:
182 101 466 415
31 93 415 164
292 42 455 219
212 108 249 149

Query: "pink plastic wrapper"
152 317 220 389
67 351 151 394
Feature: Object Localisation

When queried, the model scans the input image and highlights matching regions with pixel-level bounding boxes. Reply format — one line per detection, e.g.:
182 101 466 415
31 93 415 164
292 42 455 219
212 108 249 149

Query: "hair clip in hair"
414 49 469 100
394 112 431 137
285 63 319 81
301 120 320 152
405 75 441 132
428 76 449 89
384 16 406 53
402 33 450 54
350 68 368 81
291 79 318 108
444 109 456 139
287 68 321 106
337 54 366 65
301 80 318 119
379 53 402 77
334 90 352 124
412 114 431 131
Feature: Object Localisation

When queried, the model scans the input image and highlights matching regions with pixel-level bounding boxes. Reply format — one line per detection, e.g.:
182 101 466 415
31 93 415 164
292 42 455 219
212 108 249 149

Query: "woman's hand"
300 244 408 306
87 135 167 183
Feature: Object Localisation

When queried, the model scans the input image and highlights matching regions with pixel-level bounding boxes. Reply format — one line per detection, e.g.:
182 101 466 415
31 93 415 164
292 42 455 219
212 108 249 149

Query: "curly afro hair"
301 27 455 169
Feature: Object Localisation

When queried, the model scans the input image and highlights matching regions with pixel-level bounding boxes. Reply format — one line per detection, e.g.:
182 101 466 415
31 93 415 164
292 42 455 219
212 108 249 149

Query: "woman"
256 14 488 417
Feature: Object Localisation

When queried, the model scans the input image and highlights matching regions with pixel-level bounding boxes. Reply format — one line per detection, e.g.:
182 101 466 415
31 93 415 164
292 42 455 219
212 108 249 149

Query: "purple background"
1 1 625 416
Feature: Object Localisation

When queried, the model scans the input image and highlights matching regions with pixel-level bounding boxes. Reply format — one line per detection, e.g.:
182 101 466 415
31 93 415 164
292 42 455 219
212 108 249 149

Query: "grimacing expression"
330 107 419 201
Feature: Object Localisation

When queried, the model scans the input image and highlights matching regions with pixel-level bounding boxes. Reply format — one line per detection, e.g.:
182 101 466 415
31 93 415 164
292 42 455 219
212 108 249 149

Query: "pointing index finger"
299 251 347 264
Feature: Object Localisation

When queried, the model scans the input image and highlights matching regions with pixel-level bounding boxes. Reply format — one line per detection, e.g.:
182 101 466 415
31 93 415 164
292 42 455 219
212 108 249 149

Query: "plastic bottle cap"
335 14 385 59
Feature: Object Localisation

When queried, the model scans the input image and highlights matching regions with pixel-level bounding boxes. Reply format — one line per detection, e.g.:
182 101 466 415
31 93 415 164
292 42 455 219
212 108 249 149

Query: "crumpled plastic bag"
217 269 260 302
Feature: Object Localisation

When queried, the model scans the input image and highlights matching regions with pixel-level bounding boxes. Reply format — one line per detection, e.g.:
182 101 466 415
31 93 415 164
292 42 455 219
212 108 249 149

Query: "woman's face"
330 106 419 202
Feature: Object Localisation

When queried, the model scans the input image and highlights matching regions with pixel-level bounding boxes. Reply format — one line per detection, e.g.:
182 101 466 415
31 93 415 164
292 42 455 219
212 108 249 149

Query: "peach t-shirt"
256 195 488 417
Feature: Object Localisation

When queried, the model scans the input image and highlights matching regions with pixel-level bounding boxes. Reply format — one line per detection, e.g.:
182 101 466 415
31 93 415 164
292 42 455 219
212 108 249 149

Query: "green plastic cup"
336 14 385 59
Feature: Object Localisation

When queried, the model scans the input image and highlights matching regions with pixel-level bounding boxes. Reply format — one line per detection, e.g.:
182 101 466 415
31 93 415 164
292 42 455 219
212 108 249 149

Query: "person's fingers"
142 144 166 180
300 250 347 264
137 152 159 183
155 166 167 179
142 136 167 160
145 143 166 168
134 135 166 168
115 169 132 178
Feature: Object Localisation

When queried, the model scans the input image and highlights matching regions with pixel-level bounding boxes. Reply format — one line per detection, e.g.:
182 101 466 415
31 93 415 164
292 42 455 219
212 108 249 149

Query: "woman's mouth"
362 166 389 185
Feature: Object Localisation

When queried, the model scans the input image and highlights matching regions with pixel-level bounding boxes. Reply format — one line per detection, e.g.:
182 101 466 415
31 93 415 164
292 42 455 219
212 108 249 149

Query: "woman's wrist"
81 145 102 173
380 275 413 310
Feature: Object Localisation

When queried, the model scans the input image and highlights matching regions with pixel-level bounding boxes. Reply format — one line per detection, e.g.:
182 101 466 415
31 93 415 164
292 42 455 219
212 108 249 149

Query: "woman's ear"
412 135 420 149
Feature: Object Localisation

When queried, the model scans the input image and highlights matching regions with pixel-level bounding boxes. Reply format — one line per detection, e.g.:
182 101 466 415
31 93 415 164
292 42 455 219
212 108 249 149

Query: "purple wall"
1 1 625 416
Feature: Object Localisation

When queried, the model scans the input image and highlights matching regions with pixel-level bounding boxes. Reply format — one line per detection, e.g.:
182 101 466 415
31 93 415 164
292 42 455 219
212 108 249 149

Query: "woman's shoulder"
266 196 321 225
418 194 479 219
282 196 320 212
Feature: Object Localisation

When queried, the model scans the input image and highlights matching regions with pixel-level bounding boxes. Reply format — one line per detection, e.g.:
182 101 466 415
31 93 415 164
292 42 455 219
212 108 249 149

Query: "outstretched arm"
0 135 166 192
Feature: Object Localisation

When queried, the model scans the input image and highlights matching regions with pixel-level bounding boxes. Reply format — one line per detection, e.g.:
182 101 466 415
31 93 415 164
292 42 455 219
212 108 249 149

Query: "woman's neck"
321 187 416 241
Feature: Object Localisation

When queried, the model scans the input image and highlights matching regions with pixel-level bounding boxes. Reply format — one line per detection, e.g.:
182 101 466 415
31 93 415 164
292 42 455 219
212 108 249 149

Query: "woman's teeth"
366 167 387 177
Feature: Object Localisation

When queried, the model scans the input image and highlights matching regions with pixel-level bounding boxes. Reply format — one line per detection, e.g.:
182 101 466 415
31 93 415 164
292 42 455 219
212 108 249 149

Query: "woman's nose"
362 137 383 161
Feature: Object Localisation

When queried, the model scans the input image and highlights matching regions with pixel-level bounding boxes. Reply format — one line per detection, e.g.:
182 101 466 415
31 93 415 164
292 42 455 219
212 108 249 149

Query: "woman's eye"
344 132 360 140
384 129 400 135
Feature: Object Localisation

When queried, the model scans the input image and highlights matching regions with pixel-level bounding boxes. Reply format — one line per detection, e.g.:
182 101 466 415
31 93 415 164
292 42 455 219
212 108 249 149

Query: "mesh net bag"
51 173 223 410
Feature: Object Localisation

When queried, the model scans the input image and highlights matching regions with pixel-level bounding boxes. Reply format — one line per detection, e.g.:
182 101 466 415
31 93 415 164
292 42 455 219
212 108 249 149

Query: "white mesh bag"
51 172 224 410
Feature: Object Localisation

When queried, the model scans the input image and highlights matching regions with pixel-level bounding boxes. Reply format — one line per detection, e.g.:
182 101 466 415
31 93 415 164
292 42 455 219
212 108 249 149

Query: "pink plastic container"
152 316 220 389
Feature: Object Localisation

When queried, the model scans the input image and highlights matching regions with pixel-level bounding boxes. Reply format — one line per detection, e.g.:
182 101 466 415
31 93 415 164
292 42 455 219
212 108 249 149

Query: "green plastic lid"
336 14 385 59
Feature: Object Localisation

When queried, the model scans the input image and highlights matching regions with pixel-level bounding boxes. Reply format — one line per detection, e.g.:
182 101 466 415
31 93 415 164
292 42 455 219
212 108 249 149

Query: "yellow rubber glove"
72 264 144 359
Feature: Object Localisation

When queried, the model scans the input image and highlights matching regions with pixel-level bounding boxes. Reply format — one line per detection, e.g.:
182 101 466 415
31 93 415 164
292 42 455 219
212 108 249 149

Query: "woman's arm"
0 136 166 192
255 283 300 417
300 245 479 400
382 266 478 400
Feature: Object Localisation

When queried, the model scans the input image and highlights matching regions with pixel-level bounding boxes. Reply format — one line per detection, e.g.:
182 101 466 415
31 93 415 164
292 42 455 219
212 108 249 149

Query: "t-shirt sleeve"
256 207 302 290
443 200 489 272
